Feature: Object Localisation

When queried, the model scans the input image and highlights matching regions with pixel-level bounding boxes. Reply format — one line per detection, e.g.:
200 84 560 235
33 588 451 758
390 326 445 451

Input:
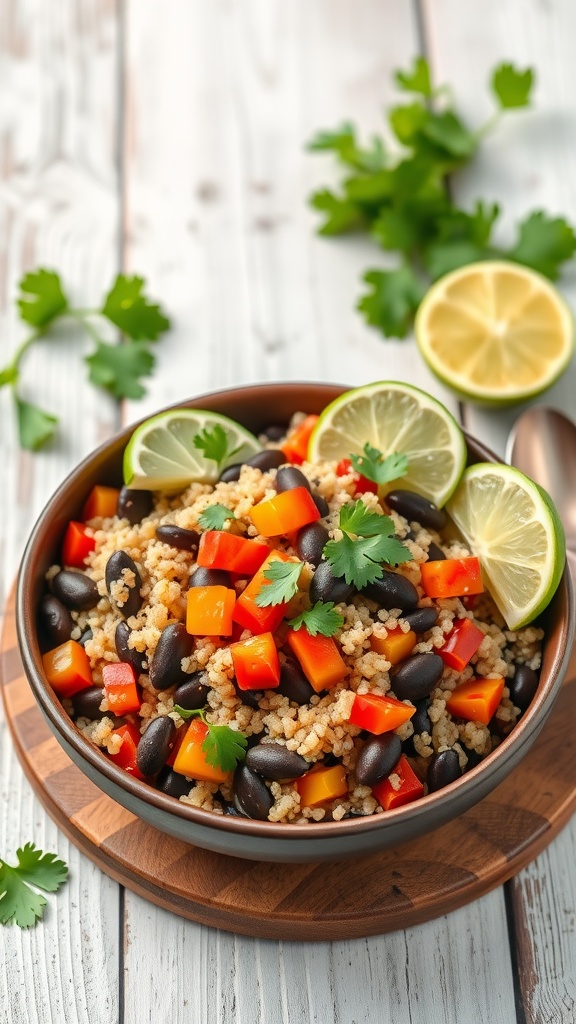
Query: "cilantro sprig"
0 843 68 928
198 504 236 531
288 601 344 638
350 444 408 486
308 59 576 338
1 270 171 450
323 500 412 589
193 424 243 470
173 706 248 772
254 560 305 608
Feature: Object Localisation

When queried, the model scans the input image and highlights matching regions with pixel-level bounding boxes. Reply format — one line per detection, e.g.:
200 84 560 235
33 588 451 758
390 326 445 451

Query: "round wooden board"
3 587 576 942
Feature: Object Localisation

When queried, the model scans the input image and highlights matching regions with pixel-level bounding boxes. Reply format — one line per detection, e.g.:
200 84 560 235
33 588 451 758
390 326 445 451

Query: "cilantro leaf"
288 601 344 638
254 560 304 608
389 102 427 147
492 64 534 110
358 266 425 338
0 365 19 387
16 269 68 329
0 843 68 928
85 339 155 399
323 501 412 589
15 397 58 451
506 211 576 280
338 501 394 538
424 240 489 280
101 274 170 340
394 57 432 98
198 504 236 531
193 424 241 469
307 122 386 173
350 445 408 485
173 706 248 772
309 189 364 235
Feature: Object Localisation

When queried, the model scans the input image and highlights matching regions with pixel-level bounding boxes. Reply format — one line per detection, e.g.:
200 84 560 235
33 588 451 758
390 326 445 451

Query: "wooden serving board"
3 586 576 942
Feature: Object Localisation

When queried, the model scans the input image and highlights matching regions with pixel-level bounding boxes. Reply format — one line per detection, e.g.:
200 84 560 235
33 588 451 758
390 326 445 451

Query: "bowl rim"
16 381 576 842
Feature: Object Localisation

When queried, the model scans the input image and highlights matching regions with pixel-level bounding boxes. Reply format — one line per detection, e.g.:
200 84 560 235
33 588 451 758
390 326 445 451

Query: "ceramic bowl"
16 382 575 863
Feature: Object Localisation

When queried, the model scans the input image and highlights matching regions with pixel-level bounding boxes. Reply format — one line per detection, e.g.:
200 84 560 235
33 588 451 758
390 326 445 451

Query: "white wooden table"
2 2 576 1020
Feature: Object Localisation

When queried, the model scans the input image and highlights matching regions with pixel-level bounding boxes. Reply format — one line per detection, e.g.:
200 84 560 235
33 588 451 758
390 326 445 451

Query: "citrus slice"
446 463 565 629
415 261 574 405
123 409 262 490
308 381 466 507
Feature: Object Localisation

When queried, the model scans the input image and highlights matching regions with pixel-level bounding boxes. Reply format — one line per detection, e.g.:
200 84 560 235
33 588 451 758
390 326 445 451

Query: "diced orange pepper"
446 676 505 725
347 692 415 734
108 721 146 780
281 414 319 465
233 551 297 634
372 755 424 810
82 485 120 521
196 531 270 576
61 521 96 568
439 618 484 672
231 632 281 690
186 586 236 636
421 556 484 599
286 628 348 693
250 487 321 537
172 718 230 784
296 764 347 807
370 626 416 665
102 662 141 715
42 640 93 698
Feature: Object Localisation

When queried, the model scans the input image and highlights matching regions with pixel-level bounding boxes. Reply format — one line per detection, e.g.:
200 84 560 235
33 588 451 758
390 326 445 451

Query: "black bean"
233 764 274 820
137 717 176 776
411 698 432 737
173 673 210 710
38 595 75 648
312 491 329 517
116 486 153 525
115 621 147 674
234 683 264 710
262 424 288 442
78 627 93 647
188 566 232 589
155 524 200 552
309 560 355 605
71 686 106 719
296 522 329 567
362 571 419 612
246 744 310 781
386 490 447 531
275 466 312 493
156 767 192 798
222 801 244 816
105 551 142 619
390 653 444 702
427 749 461 793
509 664 539 712
219 463 242 483
402 607 439 634
355 734 402 786
277 657 315 705
149 623 194 691
463 748 484 772
426 542 446 562
51 570 100 611
246 449 285 472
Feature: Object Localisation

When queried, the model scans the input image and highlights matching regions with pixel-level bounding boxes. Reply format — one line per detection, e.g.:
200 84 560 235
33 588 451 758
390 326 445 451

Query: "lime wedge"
446 463 566 629
308 381 467 507
123 409 262 490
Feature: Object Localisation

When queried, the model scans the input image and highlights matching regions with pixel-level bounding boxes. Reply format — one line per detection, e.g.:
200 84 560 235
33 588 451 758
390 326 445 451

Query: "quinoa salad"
38 410 545 825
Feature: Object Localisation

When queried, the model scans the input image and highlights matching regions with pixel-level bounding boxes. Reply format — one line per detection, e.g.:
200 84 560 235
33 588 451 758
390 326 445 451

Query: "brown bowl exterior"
16 382 575 863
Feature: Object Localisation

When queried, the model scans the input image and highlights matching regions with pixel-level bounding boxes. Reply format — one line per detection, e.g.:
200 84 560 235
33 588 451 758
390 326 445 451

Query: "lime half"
308 381 467 507
446 463 566 629
123 409 262 490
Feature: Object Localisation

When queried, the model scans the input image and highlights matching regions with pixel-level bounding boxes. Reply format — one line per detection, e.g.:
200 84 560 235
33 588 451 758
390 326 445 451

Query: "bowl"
16 382 575 863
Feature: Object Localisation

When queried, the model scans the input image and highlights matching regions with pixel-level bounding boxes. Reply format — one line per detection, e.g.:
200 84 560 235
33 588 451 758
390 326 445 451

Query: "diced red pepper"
446 676 505 725
196 531 270 576
372 755 424 810
108 721 146 780
296 765 347 808
439 618 485 672
233 551 297 634
82 485 120 521
186 586 236 636
286 627 348 693
281 414 319 465
250 487 321 537
61 521 96 568
336 458 379 496
370 626 416 665
421 556 484 599
231 632 281 691
102 662 141 715
42 640 93 698
172 718 230 784
347 692 415 734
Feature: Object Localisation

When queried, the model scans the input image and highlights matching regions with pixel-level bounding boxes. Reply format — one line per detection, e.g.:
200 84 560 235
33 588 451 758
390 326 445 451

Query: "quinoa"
41 416 544 825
